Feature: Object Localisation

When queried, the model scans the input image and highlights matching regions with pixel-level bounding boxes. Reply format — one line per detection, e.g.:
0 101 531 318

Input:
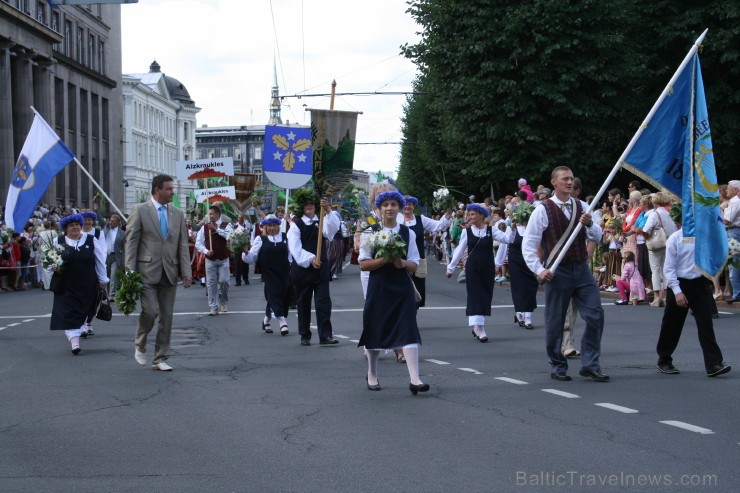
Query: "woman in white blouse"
446 204 510 342
243 215 293 335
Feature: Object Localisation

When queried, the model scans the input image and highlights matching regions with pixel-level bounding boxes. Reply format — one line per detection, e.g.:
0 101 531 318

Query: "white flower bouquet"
362 229 407 260
432 187 455 211
729 237 740 269
40 237 66 271
227 225 250 252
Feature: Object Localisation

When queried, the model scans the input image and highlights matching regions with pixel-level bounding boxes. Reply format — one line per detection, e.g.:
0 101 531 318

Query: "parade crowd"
2 171 738 389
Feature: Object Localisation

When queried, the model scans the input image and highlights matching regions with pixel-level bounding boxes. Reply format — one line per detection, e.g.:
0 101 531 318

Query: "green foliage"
399 0 740 203
115 268 143 316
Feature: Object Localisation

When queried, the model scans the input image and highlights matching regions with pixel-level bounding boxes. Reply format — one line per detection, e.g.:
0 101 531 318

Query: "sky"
121 0 421 179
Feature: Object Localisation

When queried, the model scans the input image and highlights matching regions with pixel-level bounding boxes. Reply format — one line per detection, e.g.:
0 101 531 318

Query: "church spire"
268 53 282 125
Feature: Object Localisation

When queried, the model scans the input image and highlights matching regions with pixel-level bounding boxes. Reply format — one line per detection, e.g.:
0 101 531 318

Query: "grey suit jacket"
105 226 126 266
125 200 192 285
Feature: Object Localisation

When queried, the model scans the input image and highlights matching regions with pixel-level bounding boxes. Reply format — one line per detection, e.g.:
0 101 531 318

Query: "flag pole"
29 106 127 222
547 28 708 275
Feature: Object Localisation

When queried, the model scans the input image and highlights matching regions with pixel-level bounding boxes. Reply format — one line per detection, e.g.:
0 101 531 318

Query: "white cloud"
122 0 420 177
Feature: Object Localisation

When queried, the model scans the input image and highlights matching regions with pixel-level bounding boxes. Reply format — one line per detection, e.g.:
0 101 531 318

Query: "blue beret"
59 214 85 229
81 211 97 221
374 191 406 209
466 203 490 217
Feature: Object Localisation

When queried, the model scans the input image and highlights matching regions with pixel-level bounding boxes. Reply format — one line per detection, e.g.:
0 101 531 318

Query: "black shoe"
471 329 478 341
478 335 488 343
366 376 380 391
280 325 289 336
71 347 81 355
245 280 250 285
261 322 273 334
524 323 534 330
657 362 680 374
707 363 731 377
614 300 629 305
235 283 241 286
409 383 430 395
300 339 311 346
550 372 571 381
319 338 339 345
514 315 524 327
579 370 611 382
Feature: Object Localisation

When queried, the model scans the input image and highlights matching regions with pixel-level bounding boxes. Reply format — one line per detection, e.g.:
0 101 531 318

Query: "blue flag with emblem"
622 50 726 277
4 112 75 232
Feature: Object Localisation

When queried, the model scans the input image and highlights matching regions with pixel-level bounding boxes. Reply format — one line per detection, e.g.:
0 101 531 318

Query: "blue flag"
4 113 75 232
622 53 727 277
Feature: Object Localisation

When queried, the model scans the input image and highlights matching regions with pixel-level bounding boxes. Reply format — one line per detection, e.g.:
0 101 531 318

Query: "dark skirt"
258 237 292 318
636 242 651 282
359 263 421 350
604 248 622 288
50 235 98 331
465 230 495 316
508 233 538 312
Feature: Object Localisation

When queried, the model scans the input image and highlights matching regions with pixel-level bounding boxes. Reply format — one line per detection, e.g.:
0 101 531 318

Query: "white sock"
367 349 380 385
402 347 423 385
524 312 532 324
516 312 524 322
263 316 271 326
276 316 287 328
475 324 487 338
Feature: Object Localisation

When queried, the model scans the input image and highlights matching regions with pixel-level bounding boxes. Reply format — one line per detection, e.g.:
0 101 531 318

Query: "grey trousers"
135 274 177 365
544 262 604 373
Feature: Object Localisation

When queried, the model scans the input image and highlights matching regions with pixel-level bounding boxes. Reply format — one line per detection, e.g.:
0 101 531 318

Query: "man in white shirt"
724 180 740 303
105 213 125 298
656 205 731 377
522 166 608 382
287 190 340 346
195 205 233 315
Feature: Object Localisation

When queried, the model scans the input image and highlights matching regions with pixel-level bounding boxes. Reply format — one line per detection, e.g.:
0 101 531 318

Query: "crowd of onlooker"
3 176 739 306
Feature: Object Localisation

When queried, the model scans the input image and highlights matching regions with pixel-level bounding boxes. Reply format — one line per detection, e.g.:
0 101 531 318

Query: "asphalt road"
1 259 739 492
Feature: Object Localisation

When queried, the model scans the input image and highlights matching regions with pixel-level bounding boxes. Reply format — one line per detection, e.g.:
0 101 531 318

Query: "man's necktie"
159 206 168 237
561 201 573 217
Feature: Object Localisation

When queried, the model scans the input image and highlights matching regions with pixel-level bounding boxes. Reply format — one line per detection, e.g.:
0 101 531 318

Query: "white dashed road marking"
425 359 450 365
541 389 580 399
659 421 714 434
22 319 35 322
350 339 359 343
495 377 528 385
594 403 639 414
334 335 349 339
458 368 483 375
6 323 20 327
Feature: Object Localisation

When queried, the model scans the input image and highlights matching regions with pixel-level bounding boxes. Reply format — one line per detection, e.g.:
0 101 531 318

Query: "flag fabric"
5 112 75 232
376 170 384 183
622 52 726 277
172 193 181 208
310 109 358 197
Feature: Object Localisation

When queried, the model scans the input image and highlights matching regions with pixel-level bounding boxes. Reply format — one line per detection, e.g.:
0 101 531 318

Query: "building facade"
1 0 123 212
122 60 199 211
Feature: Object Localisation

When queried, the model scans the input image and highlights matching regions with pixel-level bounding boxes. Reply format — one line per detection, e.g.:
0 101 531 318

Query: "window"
76 26 84 64
255 146 262 160
98 40 105 75
234 147 242 160
18 0 29 14
221 149 229 158
183 122 189 140
51 11 59 32
87 34 95 70
36 1 45 23
64 20 71 56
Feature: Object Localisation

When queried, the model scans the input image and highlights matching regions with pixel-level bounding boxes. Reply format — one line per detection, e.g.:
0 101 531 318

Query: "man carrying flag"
5 111 75 232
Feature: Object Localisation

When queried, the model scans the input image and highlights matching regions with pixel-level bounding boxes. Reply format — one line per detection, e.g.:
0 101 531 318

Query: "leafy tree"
399 0 739 202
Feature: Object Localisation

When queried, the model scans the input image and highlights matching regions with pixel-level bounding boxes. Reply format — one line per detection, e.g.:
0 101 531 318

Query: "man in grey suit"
105 213 126 298
125 174 193 371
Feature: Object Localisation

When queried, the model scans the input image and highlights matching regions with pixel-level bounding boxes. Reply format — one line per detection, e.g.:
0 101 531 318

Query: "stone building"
1 0 123 211
121 60 199 211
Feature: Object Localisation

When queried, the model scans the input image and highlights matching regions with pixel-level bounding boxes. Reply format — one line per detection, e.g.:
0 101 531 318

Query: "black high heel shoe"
514 315 525 327
280 325 289 336
261 321 273 333
366 376 380 391
471 329 479 340
409 383 430 395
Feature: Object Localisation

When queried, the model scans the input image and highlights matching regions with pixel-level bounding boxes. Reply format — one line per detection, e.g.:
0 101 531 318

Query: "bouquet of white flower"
362 229 407 260
227 225 250 252
729 237 740 269
39 237 66 271
432 187 455 211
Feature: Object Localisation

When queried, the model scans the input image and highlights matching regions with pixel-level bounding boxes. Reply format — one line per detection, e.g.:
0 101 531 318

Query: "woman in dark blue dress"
446 204 510 342
48 214 108 354
506 219 538 329
243 216 292 336
358 191 428 395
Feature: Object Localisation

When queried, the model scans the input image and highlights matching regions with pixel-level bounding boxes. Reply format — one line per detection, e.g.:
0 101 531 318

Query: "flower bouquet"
362 229 407 260
432 187 455 211
116 268 143 316
729 237 740 269
511 202 534 225
354 191 381 233
40 240 66 270
227 225 250 252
